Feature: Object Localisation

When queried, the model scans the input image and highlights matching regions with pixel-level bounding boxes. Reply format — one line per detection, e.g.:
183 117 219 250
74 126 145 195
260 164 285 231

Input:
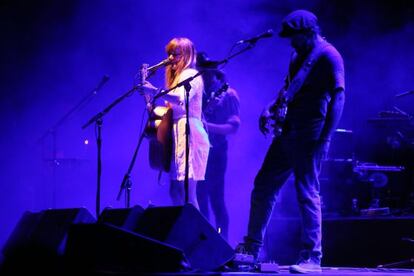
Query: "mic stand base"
117 123 148 207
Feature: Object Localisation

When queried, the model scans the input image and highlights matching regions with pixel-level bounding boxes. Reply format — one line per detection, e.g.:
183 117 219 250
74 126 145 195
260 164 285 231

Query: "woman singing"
142 37 210 209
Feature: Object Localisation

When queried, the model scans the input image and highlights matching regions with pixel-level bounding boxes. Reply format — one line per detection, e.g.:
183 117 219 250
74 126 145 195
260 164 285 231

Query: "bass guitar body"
269 89 288 139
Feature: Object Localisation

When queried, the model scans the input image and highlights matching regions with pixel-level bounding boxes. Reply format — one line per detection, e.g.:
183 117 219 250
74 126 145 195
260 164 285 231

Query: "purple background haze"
1 0 414 256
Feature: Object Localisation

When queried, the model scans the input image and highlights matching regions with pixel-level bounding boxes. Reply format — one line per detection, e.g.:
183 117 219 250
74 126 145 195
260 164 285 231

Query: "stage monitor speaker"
134 204 234 271
98 205 144 231
64 223 189 273
1 208 95 272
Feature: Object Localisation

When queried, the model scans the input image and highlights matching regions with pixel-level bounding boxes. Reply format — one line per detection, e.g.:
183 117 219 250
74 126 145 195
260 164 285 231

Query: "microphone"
237 29 274 44
395 90 414 98
148 56 173 72
93 75 110 94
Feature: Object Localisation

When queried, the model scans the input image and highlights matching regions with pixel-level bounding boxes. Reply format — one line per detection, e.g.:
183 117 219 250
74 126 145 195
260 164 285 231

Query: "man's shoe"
231 242 260 272
289 258 322 274
234 242 259 261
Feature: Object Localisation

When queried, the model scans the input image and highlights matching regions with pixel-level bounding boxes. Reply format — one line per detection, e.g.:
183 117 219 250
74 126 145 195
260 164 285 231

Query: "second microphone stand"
82 82 137 217
116 123 147 207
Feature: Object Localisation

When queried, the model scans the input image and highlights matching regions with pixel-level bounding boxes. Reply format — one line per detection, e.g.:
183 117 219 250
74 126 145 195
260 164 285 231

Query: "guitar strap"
285 40 333 101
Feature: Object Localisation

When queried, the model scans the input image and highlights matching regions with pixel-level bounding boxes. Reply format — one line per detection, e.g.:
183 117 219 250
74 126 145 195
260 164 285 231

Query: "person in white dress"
142 37 210 209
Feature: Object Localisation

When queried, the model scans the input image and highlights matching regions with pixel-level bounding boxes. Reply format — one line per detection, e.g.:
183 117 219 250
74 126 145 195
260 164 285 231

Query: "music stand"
37 75 109 209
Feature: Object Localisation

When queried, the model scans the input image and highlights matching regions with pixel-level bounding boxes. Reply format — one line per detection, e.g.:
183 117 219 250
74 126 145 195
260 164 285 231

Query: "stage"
1 206 414 275
2 1 414 275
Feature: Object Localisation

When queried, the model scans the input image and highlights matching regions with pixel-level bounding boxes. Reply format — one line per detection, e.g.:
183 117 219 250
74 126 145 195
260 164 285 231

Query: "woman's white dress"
168 68 210 181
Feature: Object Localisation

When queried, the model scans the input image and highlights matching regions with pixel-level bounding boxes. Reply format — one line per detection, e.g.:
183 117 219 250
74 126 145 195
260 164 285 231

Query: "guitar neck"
204 83 229 113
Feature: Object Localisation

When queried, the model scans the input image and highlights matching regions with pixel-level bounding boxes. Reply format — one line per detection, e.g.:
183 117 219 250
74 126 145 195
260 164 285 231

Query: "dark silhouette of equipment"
64 223 189 273
134 204 234 271
1 208 95 273
98 205 144 230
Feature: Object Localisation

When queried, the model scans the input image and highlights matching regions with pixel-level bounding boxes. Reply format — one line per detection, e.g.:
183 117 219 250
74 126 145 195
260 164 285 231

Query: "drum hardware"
353 162 406 215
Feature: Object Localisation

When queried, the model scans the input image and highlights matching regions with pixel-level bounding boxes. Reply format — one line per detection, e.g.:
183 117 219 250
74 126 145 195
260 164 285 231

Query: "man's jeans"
244 137 323 262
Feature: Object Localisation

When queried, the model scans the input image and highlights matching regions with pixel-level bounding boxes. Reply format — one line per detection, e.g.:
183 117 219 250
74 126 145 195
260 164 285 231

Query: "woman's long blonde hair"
165 37 196 89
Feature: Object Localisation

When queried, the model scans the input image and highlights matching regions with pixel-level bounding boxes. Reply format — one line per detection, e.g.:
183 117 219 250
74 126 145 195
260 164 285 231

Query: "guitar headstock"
215 82 229 98
140 63 149 85
138 63 153 110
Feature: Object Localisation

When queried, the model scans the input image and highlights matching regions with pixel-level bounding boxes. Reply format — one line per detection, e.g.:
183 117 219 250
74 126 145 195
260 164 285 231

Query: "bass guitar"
267 41 332 138
268 88 288 138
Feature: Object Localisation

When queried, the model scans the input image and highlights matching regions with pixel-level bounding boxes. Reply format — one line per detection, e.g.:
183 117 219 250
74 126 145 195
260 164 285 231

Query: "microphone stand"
153 42 259 204
395 90 414 98
116 67 202 207
213 40 259 69
154 72 201 203
183 81 191 203
82 83 139 217
37 75 109 208
116 63 164 208
116 118 148 207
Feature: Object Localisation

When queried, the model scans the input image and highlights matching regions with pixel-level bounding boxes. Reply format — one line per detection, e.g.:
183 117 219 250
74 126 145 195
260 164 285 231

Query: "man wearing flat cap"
237 10 345 274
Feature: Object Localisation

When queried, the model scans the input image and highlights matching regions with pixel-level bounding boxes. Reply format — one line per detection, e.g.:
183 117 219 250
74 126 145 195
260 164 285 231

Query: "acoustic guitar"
139 64 173 172
145 106 173 172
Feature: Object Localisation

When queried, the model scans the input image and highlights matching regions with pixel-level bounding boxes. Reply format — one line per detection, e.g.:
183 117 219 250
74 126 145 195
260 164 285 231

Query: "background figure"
142 37 210 209
196 53 241 241
236 10 345 274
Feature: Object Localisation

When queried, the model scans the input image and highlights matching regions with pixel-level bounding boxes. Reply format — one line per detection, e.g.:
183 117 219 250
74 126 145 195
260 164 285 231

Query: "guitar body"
145 106 173 172
269 89 288 138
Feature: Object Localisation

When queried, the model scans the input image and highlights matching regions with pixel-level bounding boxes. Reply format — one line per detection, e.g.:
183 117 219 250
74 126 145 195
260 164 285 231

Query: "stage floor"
2 258 414 275
126 266 414 275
